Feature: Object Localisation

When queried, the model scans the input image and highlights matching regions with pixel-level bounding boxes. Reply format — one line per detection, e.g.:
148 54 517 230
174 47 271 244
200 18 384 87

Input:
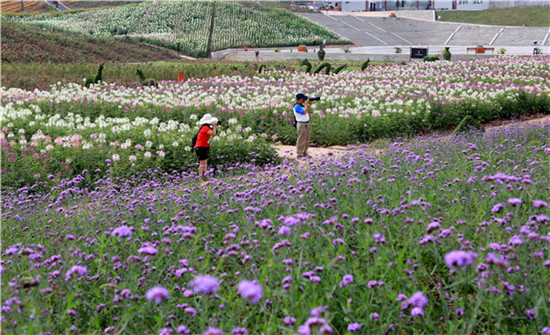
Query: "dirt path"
275 115 550 159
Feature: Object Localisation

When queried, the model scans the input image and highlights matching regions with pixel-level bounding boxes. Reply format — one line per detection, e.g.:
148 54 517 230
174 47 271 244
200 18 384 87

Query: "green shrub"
84 64 104 87
84 75 95 88
136 67 158 87
361 59 370 71
443 47 451 61
313 62 331 75
423 55 439 62
333 64 347 74
301 59 312 73
317 45 325 61
95 63 104 82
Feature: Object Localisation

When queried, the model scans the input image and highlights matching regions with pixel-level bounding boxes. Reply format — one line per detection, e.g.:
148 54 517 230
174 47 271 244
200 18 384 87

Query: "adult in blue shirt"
294 93 311 159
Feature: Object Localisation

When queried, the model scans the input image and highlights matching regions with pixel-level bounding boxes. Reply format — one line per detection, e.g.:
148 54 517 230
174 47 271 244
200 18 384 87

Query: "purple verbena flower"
347 322 362 332
339 274 353 287
189 275 220 294
112 225 132 237
65 265 88 281
408 291 428 309
507 198 522 206
146 286 170 304
444 250 478 268
237 280 263 305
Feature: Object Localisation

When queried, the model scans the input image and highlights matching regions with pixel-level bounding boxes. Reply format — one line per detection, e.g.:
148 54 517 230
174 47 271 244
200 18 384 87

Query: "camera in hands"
308 97 321 102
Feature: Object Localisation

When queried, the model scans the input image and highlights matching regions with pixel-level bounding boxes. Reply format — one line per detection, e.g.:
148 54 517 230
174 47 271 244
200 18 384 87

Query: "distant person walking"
255 50 260 62
294 93 311 159
313 37 317 46
323 39 326 47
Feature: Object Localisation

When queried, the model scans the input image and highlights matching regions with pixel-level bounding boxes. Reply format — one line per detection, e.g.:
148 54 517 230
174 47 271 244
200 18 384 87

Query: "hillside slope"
7 1 348 58
1 19 181 64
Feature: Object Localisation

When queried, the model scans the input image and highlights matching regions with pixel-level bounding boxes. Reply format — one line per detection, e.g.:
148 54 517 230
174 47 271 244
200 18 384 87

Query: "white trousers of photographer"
296 122 310 158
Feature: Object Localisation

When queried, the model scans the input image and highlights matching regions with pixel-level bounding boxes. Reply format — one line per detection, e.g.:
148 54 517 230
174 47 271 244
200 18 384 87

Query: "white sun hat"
199 114 218 125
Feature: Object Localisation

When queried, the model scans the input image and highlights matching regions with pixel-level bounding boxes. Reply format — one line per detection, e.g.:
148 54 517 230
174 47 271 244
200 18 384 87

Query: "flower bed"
1 100 277 189
2 122 549 334
2 57 549 188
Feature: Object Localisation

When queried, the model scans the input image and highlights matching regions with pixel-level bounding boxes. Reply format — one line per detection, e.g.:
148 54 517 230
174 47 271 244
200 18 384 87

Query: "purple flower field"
2 119 549 334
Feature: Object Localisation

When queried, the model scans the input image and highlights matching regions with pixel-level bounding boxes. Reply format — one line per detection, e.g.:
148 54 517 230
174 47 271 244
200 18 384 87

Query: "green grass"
0 60 390 90
437 6 550 27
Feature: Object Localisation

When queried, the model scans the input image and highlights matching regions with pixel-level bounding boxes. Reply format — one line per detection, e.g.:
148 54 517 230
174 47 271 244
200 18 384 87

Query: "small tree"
317 45 326 61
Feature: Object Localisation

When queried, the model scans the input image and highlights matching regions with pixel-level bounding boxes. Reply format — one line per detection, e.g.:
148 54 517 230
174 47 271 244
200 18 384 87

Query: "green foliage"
2 62 265 90
423 55 440 62
84 63 104 87
95 63 104 83
317 45 325 61
452 115 484 136
394 47 402 54
142 79 158 87
300 58 312 74
313 62 331 75
443 47 452 61
361 59 370 71
333 64 347 74
258 64 266 74
136 68 146 81
136 67 158 87
84 75 95 88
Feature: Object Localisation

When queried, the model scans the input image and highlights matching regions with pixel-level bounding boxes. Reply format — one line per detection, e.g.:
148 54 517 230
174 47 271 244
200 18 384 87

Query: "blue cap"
296 93 308 100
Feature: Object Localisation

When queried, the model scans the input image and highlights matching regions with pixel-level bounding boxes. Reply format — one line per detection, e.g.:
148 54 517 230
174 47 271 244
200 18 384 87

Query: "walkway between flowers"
275 114 550 161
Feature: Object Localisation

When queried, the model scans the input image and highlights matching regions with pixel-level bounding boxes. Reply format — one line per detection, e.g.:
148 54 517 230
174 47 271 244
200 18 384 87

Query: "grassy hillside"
1 19 181 64
437 6 550 27
7 1 349 58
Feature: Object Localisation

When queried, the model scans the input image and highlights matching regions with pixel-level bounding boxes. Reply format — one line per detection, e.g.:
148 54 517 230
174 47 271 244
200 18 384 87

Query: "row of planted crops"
1 56 549 189
7 1 346 57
